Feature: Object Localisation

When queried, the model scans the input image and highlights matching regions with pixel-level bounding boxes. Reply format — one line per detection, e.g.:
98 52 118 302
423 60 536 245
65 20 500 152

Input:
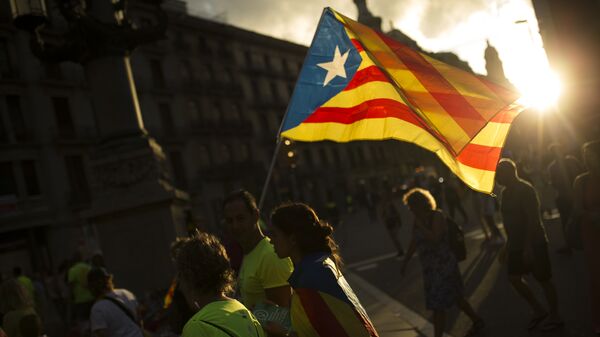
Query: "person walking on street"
496 159 564 331
222 190 293 309
88 268 144 337
172 232 265 337
401 188 484 337
267 202 379 337
573 140 600 335
547 143 583 255
378 188 405 257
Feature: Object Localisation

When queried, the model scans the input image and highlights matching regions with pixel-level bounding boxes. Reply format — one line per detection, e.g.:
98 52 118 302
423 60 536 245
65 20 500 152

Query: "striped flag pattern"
289 254 378 337
280 8 524 193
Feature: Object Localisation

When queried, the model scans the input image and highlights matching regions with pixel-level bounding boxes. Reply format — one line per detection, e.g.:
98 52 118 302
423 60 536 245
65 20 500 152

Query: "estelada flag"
280 7 524 193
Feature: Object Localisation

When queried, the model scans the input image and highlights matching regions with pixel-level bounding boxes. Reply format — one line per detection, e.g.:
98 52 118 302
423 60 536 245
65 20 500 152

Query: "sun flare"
514 68 562 112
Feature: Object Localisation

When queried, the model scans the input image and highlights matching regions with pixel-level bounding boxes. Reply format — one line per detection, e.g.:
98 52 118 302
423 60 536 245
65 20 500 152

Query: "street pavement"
334 194 594 337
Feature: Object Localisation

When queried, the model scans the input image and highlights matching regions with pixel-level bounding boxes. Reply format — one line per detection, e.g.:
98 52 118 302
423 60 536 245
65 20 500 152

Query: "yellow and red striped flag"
280 8 524 193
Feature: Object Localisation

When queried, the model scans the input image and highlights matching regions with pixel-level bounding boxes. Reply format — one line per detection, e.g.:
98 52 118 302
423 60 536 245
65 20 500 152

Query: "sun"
514 68 562 112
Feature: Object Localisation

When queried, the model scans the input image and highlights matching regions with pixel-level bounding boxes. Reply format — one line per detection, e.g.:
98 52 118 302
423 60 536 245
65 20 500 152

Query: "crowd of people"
0 140 599 337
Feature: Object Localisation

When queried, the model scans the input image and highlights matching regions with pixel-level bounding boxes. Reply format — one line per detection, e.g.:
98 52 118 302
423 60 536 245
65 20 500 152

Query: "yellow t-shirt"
182 299 265 337
17 276 34 300
238 237 293 308
68 262 94 303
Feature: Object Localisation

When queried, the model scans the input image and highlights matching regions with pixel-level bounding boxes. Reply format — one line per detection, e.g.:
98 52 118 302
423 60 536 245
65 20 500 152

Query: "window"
21 160 40 196
158 103 174 136
7 95 27 142
187 100 200 122
0 161 17 196
150 59 165 88
64 155 90 202
270 81 280 102
0 38 12 78
169 151 187 188
198 64 212 82
179 60 193 81
218 144 231 164
229 103 240 121
197 145 211 167
52 97 75 139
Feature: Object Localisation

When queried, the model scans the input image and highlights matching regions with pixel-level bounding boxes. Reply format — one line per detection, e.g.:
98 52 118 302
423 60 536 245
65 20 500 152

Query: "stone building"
0 1 406 287
0 0 475 292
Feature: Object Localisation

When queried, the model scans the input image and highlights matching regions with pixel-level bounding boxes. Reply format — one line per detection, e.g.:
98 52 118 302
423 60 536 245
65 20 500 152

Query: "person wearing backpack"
88 268 144 337
401 188 483 337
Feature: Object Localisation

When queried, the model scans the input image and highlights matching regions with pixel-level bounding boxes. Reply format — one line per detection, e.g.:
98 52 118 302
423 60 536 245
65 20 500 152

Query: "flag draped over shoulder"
280 7 524 193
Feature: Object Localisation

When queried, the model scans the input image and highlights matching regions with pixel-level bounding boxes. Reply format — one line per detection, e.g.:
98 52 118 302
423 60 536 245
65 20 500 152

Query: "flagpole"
258 137 282 211
257 8 331 212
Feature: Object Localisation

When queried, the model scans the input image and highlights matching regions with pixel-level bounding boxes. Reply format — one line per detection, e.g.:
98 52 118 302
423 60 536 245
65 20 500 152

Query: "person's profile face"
268 225 292 259
223 199 257 238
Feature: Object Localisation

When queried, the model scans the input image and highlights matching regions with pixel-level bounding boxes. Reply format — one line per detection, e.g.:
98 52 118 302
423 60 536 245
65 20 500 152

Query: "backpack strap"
101 295 140 327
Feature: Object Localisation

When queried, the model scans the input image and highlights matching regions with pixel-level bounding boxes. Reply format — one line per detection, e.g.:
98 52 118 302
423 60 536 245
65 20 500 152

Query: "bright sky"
185 0 560 110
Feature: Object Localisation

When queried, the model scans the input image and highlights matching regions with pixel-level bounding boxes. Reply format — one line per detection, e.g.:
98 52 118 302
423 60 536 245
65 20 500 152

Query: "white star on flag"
317 45 349 86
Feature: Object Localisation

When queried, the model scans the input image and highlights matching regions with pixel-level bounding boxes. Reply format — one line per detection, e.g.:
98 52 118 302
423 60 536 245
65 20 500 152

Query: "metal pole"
258 137 282 211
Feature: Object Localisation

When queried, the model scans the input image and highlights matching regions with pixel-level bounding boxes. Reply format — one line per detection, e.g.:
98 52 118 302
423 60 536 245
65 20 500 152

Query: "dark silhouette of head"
403 188 437 218
496 158 518 187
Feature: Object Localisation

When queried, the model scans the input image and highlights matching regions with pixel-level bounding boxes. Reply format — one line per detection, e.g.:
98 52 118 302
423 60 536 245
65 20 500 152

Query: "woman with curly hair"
266 202 378 337
171 232 265 337
401 188 483 337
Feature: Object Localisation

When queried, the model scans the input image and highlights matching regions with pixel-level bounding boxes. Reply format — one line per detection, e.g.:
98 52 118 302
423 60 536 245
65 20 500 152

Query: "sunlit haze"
186 0 561 111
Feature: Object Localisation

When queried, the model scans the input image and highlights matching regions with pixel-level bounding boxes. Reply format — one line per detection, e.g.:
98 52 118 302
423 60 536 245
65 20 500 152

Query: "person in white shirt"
87 268 143 337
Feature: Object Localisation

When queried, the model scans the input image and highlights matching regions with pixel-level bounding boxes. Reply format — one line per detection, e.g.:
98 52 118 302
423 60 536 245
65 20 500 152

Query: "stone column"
77 3 187 294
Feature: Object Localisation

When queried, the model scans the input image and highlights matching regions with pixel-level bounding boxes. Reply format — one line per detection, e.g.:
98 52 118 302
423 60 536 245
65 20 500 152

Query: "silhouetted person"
13 267 34 302
378 187 404 257
547 143 584 255
444 177 468 224
171 233 265 337
222 190 293 309
267 203 378 337
401 188 483 337
0 279 43 337
573 140 600 335
88 267 144 337
496 159 563 331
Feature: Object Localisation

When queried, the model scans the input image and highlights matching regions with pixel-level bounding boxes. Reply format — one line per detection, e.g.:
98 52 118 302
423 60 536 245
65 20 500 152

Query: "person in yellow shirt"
13 267 34 301
223 190 294 309
68 252 95 322
172 232 265 337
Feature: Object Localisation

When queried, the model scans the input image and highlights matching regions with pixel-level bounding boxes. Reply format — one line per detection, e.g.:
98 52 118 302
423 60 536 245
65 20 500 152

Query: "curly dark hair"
270 202 343 270
403 187 437 211
171 232 234 296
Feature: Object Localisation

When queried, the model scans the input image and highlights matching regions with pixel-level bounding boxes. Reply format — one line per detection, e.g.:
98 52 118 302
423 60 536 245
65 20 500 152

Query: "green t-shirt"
68 262 94 303
182 299 265 337
238 237 293 308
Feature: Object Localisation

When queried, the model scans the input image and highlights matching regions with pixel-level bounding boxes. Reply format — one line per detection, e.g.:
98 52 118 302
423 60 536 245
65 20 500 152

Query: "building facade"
0 1 460 288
